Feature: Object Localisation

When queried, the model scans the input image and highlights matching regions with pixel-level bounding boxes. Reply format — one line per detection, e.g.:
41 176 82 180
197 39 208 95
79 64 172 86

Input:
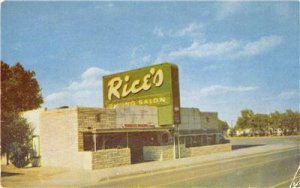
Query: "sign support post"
177 124 181 159
93 133 97 152
173 124 176 159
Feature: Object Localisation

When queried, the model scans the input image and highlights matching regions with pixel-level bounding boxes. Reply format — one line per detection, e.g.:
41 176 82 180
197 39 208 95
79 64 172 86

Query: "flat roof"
91 128 170 134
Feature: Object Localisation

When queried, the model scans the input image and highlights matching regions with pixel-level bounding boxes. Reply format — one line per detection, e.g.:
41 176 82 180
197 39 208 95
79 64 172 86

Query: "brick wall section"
77 108 116 151
91 148 131 169
40 107 92 169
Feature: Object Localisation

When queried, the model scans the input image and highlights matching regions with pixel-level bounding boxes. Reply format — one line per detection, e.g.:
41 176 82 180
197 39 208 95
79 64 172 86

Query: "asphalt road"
91 137 300 188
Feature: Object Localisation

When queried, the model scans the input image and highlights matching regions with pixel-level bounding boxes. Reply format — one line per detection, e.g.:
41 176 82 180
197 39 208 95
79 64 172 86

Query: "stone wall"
176 144 190 158
77 107 116 151
143 145 175 161
144 143 232 161
91 148 131 169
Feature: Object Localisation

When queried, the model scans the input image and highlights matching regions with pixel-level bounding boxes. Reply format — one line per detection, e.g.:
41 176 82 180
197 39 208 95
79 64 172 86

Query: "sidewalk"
2 143 298 188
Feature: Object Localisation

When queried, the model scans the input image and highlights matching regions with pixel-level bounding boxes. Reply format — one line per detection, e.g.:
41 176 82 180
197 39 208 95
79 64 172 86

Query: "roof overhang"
90 128 170 134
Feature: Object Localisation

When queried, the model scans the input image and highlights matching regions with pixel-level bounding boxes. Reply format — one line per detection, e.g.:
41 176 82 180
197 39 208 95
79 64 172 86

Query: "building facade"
22 105 230 169
19 63 231 170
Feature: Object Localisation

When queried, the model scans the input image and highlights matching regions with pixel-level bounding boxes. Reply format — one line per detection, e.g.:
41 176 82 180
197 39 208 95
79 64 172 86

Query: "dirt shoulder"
1 165 68 188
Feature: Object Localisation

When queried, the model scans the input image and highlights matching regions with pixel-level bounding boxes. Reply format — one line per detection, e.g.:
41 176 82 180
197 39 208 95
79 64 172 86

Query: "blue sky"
2 1 299 125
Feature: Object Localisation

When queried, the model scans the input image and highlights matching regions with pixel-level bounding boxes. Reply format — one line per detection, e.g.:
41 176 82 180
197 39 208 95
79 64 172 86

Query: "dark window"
96 113 101 122
211 135 216 145
186 137 191 147
202 135 208 145
162 133 169 144
83 133 93 151
96 133 127 149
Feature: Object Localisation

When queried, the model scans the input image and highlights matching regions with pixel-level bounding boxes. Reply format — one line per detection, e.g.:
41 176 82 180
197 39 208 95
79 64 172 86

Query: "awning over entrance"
83 128 172 163
92 128 170 134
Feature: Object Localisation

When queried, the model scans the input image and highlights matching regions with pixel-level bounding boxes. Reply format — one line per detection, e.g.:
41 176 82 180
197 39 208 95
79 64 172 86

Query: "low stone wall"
187 143 232 157
177 144 190 158
92 148 131 169
144 143 232 161
143 145 174 161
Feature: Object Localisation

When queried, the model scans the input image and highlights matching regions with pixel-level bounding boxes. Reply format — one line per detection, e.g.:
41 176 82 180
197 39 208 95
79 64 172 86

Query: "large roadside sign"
103 63 181 126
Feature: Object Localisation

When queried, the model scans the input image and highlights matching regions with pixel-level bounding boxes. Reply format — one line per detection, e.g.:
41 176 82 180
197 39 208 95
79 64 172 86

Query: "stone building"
21 105 230 169
16 63 233 170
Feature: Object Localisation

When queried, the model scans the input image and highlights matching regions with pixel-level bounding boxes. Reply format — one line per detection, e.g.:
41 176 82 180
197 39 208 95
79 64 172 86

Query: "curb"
95 144 298 183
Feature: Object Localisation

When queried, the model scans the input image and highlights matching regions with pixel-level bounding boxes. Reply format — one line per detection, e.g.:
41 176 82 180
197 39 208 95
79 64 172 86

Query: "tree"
234 109 300 136
251 114 269 136
7 117 33 167
270 111 281 129
280 110 300 135
217 119 229 133
1 61 43 166
235 109 254 130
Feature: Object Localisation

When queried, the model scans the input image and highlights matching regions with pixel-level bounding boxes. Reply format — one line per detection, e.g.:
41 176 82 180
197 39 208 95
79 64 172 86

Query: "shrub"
9 142 31 168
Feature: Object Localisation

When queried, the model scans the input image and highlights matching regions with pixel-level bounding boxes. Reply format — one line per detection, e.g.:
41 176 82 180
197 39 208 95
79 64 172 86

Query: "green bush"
9 142 31 168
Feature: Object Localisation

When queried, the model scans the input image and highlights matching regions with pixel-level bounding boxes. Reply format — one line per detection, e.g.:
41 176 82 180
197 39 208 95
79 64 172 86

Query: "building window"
202 135 208 145
161 133 169 144
83 133 93 151
95 113 101 122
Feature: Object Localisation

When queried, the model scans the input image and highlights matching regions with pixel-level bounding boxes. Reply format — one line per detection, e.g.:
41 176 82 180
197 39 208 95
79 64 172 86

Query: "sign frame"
103 63 181 126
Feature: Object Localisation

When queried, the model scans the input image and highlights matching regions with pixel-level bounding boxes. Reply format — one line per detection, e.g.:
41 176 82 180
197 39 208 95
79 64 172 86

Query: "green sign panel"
103 63 181 126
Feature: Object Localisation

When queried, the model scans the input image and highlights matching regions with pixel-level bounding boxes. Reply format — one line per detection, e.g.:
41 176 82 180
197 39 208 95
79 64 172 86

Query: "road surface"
90 136 300 188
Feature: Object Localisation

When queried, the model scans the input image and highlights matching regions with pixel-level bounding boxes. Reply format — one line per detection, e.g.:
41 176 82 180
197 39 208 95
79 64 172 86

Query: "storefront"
20 63 231 170
82 128 170 163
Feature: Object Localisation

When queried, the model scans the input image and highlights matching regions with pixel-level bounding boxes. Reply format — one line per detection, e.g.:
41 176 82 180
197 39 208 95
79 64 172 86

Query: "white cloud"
278 91 299 99
198 85 258 97
45 91 69 102
234 35 283 58
44 67 110 108
168 40 240 59
81 67 110 80
155 35 283 62
68 67 110 90
174 22 204 37
153 22 204 38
